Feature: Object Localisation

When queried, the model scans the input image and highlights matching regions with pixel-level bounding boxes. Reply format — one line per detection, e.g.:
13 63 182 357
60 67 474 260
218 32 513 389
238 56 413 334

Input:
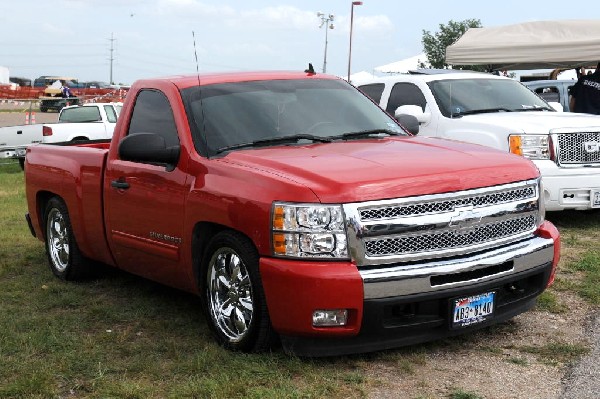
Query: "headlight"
538 178 546 225
509 134 551 159
271 202 348 258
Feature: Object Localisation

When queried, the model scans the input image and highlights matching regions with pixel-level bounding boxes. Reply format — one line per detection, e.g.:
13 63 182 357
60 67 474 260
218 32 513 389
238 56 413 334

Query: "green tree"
422 19 485 70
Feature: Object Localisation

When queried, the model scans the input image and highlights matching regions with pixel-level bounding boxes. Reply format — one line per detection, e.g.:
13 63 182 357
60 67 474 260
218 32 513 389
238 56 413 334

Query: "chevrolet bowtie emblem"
449 205 482 230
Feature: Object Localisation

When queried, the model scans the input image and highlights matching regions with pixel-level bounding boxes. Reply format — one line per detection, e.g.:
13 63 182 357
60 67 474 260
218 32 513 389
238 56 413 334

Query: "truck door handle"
111 179 130 190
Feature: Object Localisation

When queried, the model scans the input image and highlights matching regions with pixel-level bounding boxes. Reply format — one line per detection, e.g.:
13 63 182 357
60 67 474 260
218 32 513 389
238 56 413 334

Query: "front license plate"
592 190 600 208
452 291 495 328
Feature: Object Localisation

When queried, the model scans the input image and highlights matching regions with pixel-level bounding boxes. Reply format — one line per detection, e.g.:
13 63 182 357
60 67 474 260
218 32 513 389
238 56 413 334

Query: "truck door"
386 82 437 136
104 89 190 289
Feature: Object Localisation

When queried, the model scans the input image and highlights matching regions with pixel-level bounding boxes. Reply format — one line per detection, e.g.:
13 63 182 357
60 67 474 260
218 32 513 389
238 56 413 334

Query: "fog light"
312 309 348 327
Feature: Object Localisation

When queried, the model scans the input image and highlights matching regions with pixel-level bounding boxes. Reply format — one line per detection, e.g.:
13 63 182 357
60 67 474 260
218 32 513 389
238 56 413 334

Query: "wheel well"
191 222 256 288
71 136 89 142
36 191 60 239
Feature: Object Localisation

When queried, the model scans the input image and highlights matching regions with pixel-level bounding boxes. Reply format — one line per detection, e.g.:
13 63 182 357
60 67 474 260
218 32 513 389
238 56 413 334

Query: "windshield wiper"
216 134 332 153
451 107 513 117
330 129 403 141
512 106 554 112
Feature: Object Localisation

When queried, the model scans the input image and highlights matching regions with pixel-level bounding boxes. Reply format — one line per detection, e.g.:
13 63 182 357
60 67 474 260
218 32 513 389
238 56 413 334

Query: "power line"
108 33 116 84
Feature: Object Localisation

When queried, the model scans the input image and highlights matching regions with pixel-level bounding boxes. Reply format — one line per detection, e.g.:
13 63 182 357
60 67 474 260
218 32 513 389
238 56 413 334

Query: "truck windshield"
427 78 554 118
181 78 406 156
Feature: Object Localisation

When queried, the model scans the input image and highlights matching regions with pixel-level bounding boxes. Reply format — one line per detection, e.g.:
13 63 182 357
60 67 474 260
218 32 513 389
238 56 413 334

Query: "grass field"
1 160 598 398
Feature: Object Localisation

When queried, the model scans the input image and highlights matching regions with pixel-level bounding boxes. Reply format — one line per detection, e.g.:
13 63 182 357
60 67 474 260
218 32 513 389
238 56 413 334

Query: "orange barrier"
0 87 129 105
25 112 36 124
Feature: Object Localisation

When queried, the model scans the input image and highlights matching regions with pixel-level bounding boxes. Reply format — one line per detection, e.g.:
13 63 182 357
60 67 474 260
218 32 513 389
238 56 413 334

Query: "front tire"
44 197 90 280
201 231 275 352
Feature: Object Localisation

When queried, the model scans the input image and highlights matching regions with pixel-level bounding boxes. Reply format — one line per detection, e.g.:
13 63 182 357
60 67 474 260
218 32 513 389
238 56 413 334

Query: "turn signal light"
509 135 522 156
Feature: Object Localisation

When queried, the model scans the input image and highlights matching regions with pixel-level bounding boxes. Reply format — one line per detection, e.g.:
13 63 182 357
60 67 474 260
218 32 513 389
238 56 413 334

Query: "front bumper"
282 261 552 356
260 222 559 356
535 159 600 210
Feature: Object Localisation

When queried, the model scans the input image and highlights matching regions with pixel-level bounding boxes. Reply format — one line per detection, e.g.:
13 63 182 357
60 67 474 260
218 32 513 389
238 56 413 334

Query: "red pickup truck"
25 70 560 356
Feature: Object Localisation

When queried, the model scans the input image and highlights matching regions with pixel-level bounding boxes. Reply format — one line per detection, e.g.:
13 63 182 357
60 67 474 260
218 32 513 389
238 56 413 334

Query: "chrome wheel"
46 207 69 272
207 247 254 343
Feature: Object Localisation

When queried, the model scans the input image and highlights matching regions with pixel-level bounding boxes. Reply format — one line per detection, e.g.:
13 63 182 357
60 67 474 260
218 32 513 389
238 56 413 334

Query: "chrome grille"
359 186 535 221
343 179 541 267
556 132 600 165
364 215 535 257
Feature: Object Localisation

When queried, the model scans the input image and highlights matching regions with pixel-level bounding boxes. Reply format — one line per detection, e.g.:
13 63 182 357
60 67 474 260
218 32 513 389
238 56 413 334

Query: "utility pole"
317 12 334 73
108 33 115 85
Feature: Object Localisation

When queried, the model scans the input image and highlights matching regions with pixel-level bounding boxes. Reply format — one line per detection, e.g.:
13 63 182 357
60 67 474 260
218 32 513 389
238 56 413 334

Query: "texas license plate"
592 190 600 208
452 291 495 328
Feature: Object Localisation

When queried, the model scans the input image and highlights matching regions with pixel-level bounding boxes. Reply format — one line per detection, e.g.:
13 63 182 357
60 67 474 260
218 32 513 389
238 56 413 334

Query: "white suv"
356 71 600 211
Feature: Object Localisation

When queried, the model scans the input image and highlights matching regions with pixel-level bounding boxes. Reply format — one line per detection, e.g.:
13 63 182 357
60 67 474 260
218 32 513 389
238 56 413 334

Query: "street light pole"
347 1 362 82
317 12 335 73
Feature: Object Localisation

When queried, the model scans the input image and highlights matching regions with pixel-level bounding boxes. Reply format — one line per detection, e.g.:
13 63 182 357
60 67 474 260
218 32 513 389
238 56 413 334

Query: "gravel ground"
561 311 600 399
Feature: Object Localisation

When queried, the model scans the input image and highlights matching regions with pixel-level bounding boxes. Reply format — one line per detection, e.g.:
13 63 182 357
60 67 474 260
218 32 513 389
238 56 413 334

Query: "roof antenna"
192 31 209 153
304 63 316 74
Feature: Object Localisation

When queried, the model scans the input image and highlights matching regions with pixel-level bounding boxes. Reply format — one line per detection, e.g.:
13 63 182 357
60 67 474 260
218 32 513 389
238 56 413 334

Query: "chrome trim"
343 179 541 267
360 236 554 299
551 128 600 168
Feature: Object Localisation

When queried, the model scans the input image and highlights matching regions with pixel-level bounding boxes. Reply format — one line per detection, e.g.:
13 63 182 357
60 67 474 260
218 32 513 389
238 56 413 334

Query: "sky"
1 0 599 85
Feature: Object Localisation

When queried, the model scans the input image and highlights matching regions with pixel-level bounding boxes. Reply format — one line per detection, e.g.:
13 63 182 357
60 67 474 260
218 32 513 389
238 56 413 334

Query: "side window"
59 106 101 122
358 83 385 104
386 83 427 114
534 86 560 103
104 105 118 123
128 90 179 147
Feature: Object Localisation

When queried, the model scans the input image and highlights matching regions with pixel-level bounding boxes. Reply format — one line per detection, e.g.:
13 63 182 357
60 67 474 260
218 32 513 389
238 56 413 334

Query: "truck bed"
26 142 114 266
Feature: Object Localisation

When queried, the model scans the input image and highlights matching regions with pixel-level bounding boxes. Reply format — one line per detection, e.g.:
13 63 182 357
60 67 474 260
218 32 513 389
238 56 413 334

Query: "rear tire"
44 197 90 280
18 158 25 170
200 231 276 352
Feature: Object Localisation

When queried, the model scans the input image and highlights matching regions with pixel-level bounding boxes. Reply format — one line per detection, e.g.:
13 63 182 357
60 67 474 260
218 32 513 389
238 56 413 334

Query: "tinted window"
59 106 101 123
358 83 385 104
104 105 118 123
128 90 179 147
386 83 427 114
533 85 561 103
181 79 406 157
428 78 552 118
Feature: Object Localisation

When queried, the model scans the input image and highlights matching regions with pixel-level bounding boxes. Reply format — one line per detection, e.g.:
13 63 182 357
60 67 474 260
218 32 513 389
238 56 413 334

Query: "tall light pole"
317 12 334 73
347 1 362 82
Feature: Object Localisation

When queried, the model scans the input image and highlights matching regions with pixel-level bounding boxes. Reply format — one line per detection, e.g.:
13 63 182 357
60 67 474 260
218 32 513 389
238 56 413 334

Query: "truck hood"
463 111 600 133
222 137 539 203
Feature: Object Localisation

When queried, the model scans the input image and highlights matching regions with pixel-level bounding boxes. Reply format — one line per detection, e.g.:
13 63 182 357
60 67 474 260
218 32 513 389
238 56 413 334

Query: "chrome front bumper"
360 236 554 299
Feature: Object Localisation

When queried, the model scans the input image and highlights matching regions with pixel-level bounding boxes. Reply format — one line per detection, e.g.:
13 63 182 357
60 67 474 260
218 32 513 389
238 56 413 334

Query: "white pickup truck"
1 103 121 168
356 71 600 211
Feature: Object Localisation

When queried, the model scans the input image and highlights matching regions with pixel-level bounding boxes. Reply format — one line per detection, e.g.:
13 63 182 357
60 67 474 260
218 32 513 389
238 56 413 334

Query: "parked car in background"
356 70 600 211
523 80 575 112
5 103 122 169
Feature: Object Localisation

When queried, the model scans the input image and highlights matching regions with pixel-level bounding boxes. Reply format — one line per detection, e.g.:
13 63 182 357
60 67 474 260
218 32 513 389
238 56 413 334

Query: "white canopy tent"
349 71 377 81
374 53 430 74
446 20 600 70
